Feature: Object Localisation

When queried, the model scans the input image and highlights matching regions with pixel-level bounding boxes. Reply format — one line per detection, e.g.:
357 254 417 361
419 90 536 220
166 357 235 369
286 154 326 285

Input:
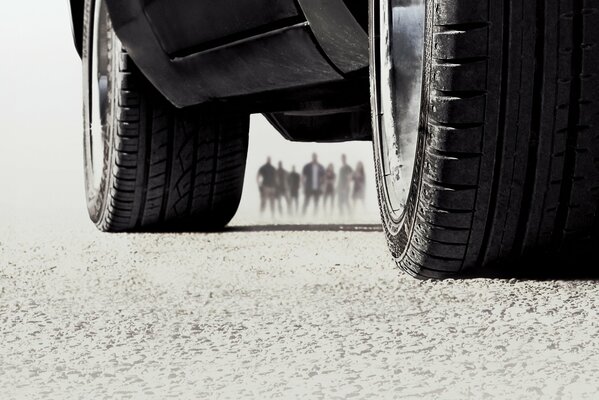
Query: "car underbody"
70 0 372 142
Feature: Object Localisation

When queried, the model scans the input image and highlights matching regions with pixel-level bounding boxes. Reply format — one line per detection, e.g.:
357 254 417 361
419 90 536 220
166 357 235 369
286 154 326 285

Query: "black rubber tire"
82 0 249 232
371 0 599 278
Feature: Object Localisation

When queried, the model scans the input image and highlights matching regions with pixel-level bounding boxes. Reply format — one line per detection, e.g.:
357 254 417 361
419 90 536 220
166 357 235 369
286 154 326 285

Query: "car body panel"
173 23 345 99
144 0 302 57
297 0 368 74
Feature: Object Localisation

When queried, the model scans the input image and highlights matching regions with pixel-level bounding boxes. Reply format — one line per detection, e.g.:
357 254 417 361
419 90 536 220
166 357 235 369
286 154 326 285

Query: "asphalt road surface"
1 216 599 400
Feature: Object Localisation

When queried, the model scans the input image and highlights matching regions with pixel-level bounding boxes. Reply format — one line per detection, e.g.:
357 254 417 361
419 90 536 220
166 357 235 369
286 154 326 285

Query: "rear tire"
370 0 599 277
82 0 249 232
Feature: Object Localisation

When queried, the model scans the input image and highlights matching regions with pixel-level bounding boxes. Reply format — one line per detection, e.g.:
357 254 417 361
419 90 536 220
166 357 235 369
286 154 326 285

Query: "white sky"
0 2 378 226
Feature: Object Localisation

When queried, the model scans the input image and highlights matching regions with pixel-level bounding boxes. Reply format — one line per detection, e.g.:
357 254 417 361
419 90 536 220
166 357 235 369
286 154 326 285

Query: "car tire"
370 0 599 278
82 0 249 232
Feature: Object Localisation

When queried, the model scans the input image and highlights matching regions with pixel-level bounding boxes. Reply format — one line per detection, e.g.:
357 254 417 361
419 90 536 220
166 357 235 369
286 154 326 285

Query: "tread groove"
477 0 511 267
135 100 152 229
553 0 584 246
513 0 545 255
159 113 174 224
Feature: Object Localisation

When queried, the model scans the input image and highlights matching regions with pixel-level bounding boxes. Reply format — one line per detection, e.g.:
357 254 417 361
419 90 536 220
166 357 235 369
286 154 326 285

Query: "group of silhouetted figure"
257 153 366 217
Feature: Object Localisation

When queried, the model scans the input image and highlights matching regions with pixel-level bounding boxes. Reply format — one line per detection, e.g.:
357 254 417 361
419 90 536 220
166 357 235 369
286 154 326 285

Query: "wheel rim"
373 0 426 222
88 0 110 192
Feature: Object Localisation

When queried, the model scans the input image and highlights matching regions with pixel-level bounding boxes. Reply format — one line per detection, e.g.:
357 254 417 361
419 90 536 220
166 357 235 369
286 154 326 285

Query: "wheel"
370 0 599 278
82 0 249 232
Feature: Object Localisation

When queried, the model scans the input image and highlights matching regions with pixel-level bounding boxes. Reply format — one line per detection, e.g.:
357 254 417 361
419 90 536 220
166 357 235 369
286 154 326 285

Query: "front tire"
370 0 599 277
82 0 249 232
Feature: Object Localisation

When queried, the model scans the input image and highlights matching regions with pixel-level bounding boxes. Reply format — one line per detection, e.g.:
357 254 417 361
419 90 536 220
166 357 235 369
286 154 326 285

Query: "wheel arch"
74 0 368 108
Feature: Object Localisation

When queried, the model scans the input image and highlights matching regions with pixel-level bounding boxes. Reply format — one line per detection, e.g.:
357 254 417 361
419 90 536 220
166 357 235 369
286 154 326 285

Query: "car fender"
72 0 368 109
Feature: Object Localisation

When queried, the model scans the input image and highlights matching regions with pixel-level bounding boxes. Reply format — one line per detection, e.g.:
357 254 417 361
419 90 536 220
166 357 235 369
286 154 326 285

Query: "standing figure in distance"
322 163 337 215
287 165 301 216
275 161 289 216
257 157 277 217
302 153 325 215
352 161 366 212
338 154 354 217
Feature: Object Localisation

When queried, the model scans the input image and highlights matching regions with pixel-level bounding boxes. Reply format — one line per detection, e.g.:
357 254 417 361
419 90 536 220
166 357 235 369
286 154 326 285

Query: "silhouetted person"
257 157 277 216
302 153 325 215
338 154 353 216
275 161 289 215
323 163 336 215
353 161 366 210
287 166 301 215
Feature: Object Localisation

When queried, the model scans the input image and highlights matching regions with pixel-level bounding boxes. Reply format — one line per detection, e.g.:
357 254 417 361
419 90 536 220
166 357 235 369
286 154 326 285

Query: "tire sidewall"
82 0 116 225
369 0 433 260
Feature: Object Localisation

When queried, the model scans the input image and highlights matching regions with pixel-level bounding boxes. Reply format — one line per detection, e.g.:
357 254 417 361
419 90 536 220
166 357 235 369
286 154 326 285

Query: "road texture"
1 217 599 399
